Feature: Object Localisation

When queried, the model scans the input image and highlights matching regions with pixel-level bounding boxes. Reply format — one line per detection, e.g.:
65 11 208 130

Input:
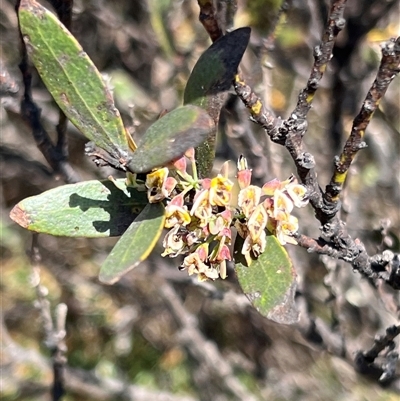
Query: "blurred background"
1 0 399 400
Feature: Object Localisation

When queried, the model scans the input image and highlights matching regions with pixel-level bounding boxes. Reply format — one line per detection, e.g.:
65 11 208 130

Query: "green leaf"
184 27 251 177
234 235 299 324
18 0 132 162
127 105 214 173
9 179 148 238
99 203 166 284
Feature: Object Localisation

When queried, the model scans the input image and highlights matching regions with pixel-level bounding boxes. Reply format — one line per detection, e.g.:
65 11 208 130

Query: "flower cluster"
144 150 308 282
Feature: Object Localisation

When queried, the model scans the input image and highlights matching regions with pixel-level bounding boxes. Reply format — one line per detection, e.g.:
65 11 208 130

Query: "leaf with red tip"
9 179 147 238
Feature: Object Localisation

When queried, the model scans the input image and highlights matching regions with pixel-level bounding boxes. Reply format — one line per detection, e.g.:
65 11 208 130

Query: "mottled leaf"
183 27 251 177
99 203 165 284
18 0 133 163
9 179 147 238
234 234 299 324
127 105 214 173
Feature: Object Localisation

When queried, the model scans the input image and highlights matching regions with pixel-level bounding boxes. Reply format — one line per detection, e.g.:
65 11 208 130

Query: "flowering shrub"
11 1 309 321
144 149 309 282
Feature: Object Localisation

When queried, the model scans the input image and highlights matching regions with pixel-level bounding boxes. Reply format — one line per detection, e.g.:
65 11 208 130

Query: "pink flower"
165 194 191 228
172 155 187 173
209 243 232 279
236 156 252 189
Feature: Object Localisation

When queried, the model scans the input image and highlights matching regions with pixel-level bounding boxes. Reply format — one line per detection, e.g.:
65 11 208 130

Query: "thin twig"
29 235 68 401
286 0 347 122
279 0 347 220
216 0 237 32
232 0 400 291
296 293 400 389
325 37 400 204
233 74 283 142
197 0 223 42
235 1 348 219
1 322 196 401
156 276 258 401
354 325 400 383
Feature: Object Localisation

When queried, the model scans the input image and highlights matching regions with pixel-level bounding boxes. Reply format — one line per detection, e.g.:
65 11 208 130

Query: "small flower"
172 155 187 173
208 209 233 235
185 147 195 161
186 228 204 246
238 203 268 259
181 243 219 281
145 167 176 203
198 266 220 281
182 252 208 276
209 242 232 280
195 242 209 261
209 175 233 207
234 220 249 239
262 197 274 217
201 178 211 190
219 161 230 178
165 194 191 228
242 229 267 258
181 243 209 275
285 183 308 208
262 178 283 196
238 185 261 218
190 189 213 227
165 177 178 195
161 225 186 257
275 214 299 245
262 175 294 196
237 156 252 189
247 204 268 241
273 189 294 217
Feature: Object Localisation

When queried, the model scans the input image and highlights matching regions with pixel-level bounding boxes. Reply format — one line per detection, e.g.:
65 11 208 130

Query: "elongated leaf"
99 203 165 284
183 27 251 177
184 27 251 109
127 105 214 173
9 179 147 238
234 235 299 324
18 0 133 162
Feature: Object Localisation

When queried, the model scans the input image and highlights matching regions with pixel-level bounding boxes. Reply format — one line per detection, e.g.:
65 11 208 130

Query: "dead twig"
325 37 400 205
197 0 223 41
29 235 68 401
354 325 400 384
156 276 258 401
